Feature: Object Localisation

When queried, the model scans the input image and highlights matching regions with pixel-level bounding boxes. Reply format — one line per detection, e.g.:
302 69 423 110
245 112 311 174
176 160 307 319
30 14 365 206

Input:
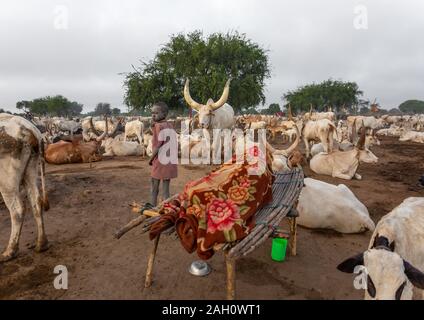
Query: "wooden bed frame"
115 168 304 300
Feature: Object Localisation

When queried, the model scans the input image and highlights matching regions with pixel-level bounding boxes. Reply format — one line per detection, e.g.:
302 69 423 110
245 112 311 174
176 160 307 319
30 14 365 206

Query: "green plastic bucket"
271 237 288 262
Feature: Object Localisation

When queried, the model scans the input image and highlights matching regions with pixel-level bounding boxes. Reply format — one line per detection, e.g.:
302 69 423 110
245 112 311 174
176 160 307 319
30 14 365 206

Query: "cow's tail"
39 139 50 211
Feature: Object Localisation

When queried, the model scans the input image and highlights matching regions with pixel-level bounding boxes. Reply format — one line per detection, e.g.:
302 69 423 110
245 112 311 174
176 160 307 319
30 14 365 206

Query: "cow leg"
354 173 362 180
328 132 334 153
0 190 26 262
332 172 353 180
304 137 310 158
24 157 48 253
0 150 32 262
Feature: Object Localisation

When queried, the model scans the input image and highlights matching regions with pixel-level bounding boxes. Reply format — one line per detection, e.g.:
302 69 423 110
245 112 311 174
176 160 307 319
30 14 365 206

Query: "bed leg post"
225 252 236 300
289 217 297 256
145 234 161 288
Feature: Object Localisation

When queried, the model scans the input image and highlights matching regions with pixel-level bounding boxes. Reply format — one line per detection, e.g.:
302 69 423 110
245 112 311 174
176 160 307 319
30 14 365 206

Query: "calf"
338 197 424 299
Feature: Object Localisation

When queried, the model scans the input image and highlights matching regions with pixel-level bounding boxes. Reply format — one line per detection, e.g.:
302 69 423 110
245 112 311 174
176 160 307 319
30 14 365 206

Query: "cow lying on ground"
399 131 424 143
102 137 145 156
297 178 375 233
0 114 49 262
337 197 424 300
310 135 380 157
309 127 378 180
45 118 110 164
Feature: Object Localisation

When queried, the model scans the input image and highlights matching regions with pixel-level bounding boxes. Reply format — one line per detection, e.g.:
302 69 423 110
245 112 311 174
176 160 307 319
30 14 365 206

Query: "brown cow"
44 118 115 164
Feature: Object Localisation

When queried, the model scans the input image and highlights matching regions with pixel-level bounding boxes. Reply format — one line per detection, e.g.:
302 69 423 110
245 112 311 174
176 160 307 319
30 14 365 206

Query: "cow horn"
96 118 109 142
184 79 201 111
89 117 101 138
266 124 300 156
356 121 366 150
288 104 293 121
211 79 231 111
108 119 121 138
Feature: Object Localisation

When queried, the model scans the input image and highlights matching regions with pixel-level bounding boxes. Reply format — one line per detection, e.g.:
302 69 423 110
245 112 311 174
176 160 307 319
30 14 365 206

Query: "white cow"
184 79 234 130
337 197 424 300
301 119 337 158
124 119 144 143
399 131 424 143
310 128 378 180
0 114 49 261
102 137 145 156
297 178 375 233
310 135 380 157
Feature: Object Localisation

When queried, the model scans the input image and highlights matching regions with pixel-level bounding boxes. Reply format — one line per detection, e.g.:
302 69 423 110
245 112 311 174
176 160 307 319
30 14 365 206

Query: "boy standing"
149 102 178 206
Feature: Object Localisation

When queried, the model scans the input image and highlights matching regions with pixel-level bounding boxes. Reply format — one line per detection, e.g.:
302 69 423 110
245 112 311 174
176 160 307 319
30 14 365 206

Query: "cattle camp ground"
1 1 424 302
0 110 424 300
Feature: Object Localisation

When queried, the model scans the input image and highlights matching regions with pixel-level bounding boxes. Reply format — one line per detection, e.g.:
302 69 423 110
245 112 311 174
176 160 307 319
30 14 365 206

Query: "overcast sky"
1 0 423 113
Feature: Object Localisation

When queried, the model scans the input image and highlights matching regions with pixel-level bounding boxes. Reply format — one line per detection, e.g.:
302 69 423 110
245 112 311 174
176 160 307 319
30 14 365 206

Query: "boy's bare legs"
163 179 170 201
151 178 160 207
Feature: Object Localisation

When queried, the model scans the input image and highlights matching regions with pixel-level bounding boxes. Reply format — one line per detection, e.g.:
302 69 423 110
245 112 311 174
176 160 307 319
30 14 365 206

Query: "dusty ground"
0 136 423 300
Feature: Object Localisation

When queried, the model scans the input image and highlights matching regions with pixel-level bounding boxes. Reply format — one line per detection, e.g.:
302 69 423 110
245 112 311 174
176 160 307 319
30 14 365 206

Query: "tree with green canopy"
94 103 112 116
283 79 364 114
111 107 121 115
399 100 424 114
260 103 281 115
16 95 83 116
123 31 270 114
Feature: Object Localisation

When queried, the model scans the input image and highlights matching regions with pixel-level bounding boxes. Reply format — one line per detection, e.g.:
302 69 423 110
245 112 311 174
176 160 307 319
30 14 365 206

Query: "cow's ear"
337 253 364 273
404 260 424 289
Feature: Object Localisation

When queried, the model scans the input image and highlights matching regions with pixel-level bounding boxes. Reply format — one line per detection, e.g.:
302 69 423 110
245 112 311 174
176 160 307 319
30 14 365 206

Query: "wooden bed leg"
289 217 297 256
145 235 161 288
225 252 236 300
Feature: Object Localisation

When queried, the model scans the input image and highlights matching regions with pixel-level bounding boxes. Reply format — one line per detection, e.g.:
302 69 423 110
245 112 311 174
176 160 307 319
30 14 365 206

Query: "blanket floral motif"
150 146 274 260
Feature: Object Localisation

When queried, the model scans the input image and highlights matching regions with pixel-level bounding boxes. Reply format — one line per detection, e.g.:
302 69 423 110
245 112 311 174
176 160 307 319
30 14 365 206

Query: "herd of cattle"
1 80 424 299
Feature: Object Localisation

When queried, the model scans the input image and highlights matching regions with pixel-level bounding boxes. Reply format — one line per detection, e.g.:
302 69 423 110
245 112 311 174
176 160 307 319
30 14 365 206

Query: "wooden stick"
242 228 274 257
114 194 179 239
289 217 297 256
225 251 236 300
145 235 161 288
114 215 147 239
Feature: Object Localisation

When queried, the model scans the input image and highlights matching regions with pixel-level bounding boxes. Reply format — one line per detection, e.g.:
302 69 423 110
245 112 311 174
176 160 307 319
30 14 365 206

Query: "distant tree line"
283 79 366 114
16 95 83 117
13 96 125 117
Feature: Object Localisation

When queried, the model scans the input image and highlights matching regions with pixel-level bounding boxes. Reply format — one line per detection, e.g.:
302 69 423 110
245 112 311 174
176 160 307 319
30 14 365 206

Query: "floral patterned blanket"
150 147 274 260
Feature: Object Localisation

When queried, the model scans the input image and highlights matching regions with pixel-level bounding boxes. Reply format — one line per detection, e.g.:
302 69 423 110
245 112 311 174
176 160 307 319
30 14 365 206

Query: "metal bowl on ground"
189 260 211 277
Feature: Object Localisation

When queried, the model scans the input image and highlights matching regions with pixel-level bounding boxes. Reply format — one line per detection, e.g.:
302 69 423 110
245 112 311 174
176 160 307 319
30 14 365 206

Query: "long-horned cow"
0 114 49 261
184 79 234 130
45 118 112 164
